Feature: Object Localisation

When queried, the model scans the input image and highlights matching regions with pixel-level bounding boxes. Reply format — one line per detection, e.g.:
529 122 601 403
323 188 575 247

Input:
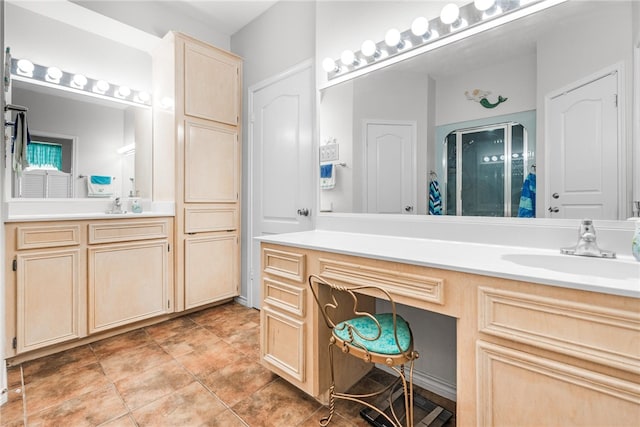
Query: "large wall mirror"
3 1 153 200
319 0 636 220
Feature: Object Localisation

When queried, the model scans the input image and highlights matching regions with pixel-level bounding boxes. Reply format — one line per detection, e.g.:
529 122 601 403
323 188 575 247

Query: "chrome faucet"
561 219 615 258
106 197 124 214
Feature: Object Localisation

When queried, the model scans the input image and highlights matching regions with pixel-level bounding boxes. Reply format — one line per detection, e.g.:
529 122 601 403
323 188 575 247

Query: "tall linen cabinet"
153 32 242 311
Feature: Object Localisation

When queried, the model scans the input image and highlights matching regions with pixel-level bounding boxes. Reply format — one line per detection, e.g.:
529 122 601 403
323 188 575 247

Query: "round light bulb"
46 67 62 81
117 86 131 97
411 17 430 37
483 156 490 162
322 57 338 73
474 0 495 11
440 3 460 25
95 80 110 93
72 74 87 88
491 155 498 162
340 50 355 66
17 59 34 75
385 28 402 47
361 40 377 57
137 91 150 102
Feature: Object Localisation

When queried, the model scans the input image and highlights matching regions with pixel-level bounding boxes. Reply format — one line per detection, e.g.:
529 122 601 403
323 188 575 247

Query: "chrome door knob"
548 206 559 213
552 193 560 199
404 205 413 212
297 208 310 217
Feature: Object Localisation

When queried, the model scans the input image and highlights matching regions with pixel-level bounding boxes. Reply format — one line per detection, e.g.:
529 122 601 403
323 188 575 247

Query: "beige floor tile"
90 329 152 359
21 346 97 384
154 326 222 358
175 339 239 378
6 366 22 388
99 341 173 382
144 316 198 342
97 414 137 427
0 385 24 426
220 326 261 359
24 363 111 415
131 382 227 426
199 356 277 407
26 384 126 427
114 360 194 410
232 378 321 427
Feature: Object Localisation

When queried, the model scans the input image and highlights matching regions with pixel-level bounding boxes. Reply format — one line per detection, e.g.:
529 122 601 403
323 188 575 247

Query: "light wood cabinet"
153 32 242 311
4 217 174 361
88 241 170 333
260 242 640 426
184 234 238 309
16 249 82 353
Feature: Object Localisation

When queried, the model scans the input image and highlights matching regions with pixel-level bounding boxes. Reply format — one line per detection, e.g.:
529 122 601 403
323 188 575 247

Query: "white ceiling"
175 0 279 35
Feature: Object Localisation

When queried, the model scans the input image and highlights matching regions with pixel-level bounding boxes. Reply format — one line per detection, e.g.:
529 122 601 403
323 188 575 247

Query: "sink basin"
501 253 640 281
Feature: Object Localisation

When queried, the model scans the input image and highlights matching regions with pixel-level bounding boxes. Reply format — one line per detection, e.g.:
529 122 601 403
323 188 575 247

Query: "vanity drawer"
478 287 640 373
184 206 237 233
88 220 169 244
16 224 81 250
263 248 306 283
263 277 305 317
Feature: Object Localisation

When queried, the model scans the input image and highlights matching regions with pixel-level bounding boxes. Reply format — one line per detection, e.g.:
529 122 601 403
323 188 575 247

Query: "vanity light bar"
322 0 567 85
10 58 151 107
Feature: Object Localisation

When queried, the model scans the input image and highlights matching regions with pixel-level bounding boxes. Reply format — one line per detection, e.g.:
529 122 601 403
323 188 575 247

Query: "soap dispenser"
632 220 640 261
131 199 143 214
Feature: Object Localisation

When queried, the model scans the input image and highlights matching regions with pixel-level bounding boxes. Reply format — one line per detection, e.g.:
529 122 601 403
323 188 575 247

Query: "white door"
547 71 619 219
364 121 416 214
248 60 314 308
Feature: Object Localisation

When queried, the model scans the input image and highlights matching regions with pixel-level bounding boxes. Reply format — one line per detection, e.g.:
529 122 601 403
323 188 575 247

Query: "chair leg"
320 342 337 426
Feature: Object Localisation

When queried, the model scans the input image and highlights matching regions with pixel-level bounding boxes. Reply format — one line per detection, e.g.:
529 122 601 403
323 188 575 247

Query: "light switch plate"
320 144 339 162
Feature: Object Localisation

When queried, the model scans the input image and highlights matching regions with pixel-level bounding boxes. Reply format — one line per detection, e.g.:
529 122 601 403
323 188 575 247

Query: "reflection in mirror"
319 0 636 220
4 1 153 200
10 81 151 199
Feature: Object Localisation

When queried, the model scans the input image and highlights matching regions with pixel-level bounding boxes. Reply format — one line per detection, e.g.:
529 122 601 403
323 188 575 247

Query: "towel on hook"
517 172 536 218
428 178 442 215
12 112 30 176
320 163 335 190
87 175 113 197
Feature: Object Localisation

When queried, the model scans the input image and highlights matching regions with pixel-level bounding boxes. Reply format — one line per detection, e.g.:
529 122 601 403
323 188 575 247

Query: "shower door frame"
443 121 530 217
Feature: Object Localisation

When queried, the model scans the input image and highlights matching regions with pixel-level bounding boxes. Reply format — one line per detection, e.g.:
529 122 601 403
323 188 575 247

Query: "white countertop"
258 230 640 299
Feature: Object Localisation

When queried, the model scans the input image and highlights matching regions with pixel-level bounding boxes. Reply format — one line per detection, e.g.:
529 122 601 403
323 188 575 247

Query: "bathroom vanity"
259 231 640 426
4 215 174 360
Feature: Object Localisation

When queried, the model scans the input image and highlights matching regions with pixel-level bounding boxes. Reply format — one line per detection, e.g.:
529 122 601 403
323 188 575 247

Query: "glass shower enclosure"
444 122 530 217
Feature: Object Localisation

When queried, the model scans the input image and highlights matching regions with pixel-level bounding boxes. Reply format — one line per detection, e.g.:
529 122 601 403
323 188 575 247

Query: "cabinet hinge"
12 337 16 349
168 300 170 309
614 93 618 107
12 259 17 272
168 244 170 252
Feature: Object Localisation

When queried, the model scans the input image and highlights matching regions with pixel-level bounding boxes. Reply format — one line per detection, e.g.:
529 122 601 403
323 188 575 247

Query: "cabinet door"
261 306 305 384
184 120 239 203
88 240 170 333
184 41 239 126
184 234 238 309
16 249 81 353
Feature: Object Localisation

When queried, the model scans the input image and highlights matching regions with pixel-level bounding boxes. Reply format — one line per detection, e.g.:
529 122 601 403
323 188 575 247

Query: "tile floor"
1 301 455 427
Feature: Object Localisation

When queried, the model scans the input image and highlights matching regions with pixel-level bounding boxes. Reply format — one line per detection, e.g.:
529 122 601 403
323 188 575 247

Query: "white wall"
231 1 316 303
1 0 6 408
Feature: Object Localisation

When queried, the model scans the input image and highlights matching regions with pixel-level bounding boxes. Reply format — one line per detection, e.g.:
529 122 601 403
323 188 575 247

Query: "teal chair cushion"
334 313 412 355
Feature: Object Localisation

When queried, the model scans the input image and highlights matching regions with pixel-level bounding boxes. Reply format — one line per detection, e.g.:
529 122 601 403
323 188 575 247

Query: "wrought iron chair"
308 274 420 427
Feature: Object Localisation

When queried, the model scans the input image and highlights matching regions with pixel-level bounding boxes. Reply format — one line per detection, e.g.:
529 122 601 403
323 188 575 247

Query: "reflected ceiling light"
322 57 340 73
160 96 175 110
116 143 136 155
411 16 439 40
340 49 359 67
361 40 380 58
94 79 110 94
116 86 131 98
16 59 34 77
45 67 62 83
474 0 502 18
71 73 88 89
135 91 150 103
440 3 467 30
385 28 405 49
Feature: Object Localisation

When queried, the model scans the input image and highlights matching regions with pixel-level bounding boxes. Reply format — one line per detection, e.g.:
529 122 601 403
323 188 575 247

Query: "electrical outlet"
320 144 339 162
